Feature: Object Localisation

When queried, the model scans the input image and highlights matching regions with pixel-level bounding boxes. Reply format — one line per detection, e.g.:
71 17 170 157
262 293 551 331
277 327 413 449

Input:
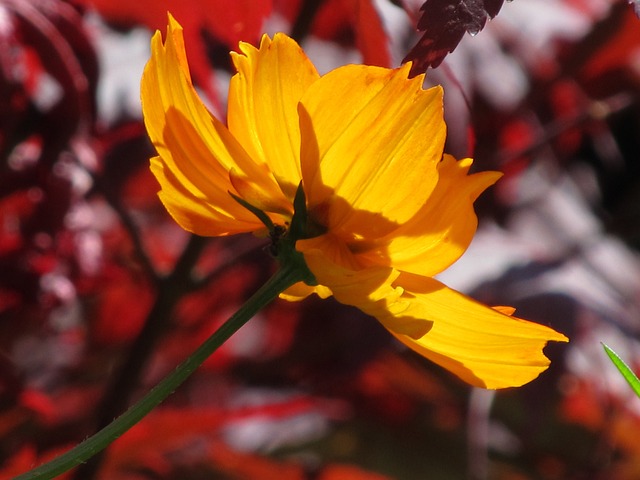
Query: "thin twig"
497 92 636 166
92 171 160 284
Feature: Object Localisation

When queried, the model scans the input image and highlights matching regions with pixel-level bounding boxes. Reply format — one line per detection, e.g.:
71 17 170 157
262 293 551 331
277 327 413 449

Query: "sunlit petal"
151 157 262 235
142 15 286 235
358 155 502 276
297 236 433 338
229 33 319 199
387 274 568 389
299 63 445 239
280 282 333 302
229 168 293 217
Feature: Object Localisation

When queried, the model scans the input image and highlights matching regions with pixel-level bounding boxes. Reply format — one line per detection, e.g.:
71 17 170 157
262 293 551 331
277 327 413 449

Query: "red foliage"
72 0 273 113
578 7 640 88
88 267 154 345
72 0 272 45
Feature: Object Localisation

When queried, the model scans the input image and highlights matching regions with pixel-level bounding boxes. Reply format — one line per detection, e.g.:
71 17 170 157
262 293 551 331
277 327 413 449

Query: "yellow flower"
141 15 568 389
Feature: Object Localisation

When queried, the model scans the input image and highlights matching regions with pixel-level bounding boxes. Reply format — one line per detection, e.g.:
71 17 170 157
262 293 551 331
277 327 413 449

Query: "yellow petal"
151 157 262 235
279 282 332 302
299 63 446 239
141 15 285 235
387 273 568 389
358 155 502 276
228 33 319 199
229 168 293 217
295 235 433 338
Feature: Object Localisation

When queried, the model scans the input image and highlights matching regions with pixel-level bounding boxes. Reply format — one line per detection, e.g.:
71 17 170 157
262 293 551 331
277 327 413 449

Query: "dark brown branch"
290 0 326 42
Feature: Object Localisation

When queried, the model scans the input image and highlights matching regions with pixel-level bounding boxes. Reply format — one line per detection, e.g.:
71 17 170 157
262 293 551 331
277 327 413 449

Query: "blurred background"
1 0 640 478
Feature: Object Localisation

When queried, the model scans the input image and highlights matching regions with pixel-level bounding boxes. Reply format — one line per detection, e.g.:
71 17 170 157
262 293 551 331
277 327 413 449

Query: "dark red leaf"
403 0 505 75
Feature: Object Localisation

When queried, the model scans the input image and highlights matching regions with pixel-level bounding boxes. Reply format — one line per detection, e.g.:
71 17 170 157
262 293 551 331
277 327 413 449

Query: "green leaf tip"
602 343 640 398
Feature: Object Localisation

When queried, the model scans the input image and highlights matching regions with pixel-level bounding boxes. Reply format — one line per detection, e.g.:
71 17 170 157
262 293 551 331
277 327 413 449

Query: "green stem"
16 264 306 480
